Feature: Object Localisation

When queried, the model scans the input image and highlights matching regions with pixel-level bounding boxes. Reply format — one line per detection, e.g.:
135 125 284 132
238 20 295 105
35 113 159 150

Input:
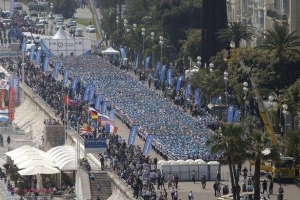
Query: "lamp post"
50 3 53 35
243 81 249 118
116 16 119 30
268 96 274 125
224 71 229 104
159 36 164 61
282 104 288 137
209 63 214 73
151 32 155 68
197 56 201 68
124 19 128 29
133 23 137 30
142 28 145 55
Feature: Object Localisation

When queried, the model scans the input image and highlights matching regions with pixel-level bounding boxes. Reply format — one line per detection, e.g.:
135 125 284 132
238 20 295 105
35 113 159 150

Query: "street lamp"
224 71 229 103
159 36 164 61
133 23 137 30
151 32 155 68
282 104 288 137
268 95 275 125
209 63 214 73
197 56 201 68
243 82 249 118
50 3 53 35
116 16 119 30
141 28 145 55
124 19 128 28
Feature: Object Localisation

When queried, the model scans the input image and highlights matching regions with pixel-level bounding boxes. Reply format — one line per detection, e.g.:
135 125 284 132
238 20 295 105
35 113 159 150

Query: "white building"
226 0 300 47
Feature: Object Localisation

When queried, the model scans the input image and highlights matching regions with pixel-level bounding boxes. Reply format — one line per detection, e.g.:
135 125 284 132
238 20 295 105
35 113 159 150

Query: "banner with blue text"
143 134 155 155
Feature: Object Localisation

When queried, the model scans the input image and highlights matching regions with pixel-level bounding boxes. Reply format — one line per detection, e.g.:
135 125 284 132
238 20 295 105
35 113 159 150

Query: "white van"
22 32 42 45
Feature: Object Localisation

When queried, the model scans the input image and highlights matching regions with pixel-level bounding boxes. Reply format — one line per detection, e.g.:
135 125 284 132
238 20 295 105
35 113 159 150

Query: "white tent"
102 47 120 55
5 145 32 157
17 159 57 169
47 146 76 171
52 27 70 39
13 154 54 165
18 165 60 176
7 147 53 161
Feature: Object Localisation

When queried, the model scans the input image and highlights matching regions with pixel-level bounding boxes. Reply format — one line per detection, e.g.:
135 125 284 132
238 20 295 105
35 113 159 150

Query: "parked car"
56 22 65 30
86 25 95 33
14 3 23 10
54 17 63 24
48 13 54 20
18 10 28 17
69 26 77 34
66 21 76 28
38 17 48 24
30 10 38 16
75 28 83 37
35 21 45 29
2 18 11 27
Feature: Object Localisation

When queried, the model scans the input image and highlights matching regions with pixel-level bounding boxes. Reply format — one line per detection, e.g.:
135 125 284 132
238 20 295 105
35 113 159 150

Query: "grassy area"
76 18 90 27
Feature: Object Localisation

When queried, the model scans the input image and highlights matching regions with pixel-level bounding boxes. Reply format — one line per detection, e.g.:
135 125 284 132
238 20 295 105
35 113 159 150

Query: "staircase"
90 171 112 199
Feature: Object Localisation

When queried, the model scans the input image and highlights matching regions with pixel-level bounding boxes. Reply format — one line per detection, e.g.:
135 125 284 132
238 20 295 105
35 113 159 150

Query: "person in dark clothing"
262 180 268 194
269 179 273 194
7 136 10 145
100 156 105 170
213 182 218 196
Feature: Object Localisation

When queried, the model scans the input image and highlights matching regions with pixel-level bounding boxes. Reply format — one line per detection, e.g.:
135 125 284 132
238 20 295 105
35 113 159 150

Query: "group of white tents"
6 145 77 176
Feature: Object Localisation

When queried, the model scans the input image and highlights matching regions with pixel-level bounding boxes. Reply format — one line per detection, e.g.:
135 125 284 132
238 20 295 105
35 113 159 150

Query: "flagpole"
64 101 66 144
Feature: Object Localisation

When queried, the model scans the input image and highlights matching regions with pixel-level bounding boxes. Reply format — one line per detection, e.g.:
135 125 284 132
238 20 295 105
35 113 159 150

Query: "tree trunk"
254 155 261 200
232 161 241 200
228 156 237 200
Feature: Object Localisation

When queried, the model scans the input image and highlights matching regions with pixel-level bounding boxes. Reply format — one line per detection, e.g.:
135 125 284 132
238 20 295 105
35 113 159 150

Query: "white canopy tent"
5 145 32 157
47 146 76 171
7 147 54 161
13 154 54 165
101 47 120 55
52 27 71 39
18 165 60 176
17 159 57 169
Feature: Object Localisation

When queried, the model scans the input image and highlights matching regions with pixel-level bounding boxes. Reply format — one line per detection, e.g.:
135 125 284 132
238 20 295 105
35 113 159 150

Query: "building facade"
226 0 300 47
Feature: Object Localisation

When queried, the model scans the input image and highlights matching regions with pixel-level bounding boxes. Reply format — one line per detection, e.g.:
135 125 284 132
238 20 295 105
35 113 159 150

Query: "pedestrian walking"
96 182 101 195
269 179 273 194
262 180 268 194
7 136 10 145
174 174 179 189
213 181 218 197
191 170 196 184
90 172 95 181
188 190 194 200
217 171 221 182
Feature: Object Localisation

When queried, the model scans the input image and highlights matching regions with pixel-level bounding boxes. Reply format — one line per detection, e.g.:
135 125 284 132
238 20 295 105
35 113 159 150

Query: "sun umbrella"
17 159 57 169
5 145 32 157
18 165 60 176
13 153 54 165
9 147 53 160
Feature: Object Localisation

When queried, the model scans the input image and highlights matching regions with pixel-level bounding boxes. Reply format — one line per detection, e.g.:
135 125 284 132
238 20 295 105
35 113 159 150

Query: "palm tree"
257 23 300 89
217 21 256 48
206 123 247 200
249 131 280 200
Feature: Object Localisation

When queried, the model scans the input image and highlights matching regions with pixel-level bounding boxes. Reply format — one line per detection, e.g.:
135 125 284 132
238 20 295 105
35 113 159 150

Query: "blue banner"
88 87 95 103
101 101 109 115
160 64 167 82
233 109 241 123
153 62 161 79
144 56 151 71
9 76 20 105
83 84 91 101
120 48 127 59
195 89 201 107
84 138 106 153
176 76 184 91
128 125 139 145
109 109 115 125
63 69 70 85
43 57 49 72
29 45 35 61
185 84 191 97
227 105 235 123
71 76 79 92
10 0 15 16
53 62 61 80
95 94 103 111
167 69 173 86
21 40 26 55
105 123 110 133
35 50 41 65
143 134 155 155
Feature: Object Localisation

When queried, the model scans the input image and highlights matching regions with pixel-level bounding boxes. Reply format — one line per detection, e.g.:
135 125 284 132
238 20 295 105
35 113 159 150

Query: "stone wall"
43 125 65 151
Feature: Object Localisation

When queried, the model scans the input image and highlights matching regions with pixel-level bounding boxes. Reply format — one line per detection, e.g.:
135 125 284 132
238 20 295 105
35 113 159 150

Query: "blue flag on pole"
195 89 201 107
128 125 139 145
105 123 110 133
144 56 151 71
109 109 115 125
160 65 167 82
53 62 61 80
35 50 41 65
101 101 109 115
227 105 235 123
185 84 191 97
176 76 184 91
167 69 173 86
83 84 91 101
21 40 27 55
88 87 95 103
143 134 155 155
120 48 126 58
71 76 79 92
95 94 103 111
153 62 161 79
233 109 241 122
63 69 70 85
29 45 35 61
43 57 49 72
